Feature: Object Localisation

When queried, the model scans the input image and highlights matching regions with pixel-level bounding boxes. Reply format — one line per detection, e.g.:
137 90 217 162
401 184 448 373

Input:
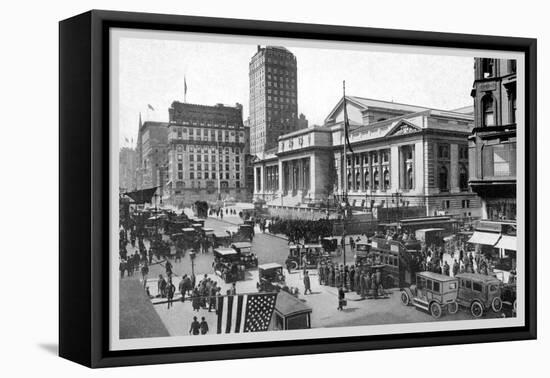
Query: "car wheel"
470 301 484 318
430 302 442 319
491 297 503 313
447 301 459 314
400 291 410 306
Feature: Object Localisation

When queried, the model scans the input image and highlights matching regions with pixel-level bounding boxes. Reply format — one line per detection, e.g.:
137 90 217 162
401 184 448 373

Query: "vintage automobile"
257 263 287 292
212 231 231 248
231 241 258 268
237 224 255 241
455 273 503 318
321 237 341 256
286 244 330 270
400 271 459 318
213 247 245 283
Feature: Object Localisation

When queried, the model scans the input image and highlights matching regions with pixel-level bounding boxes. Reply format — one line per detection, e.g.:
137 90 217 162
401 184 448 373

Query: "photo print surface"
110 28 525 351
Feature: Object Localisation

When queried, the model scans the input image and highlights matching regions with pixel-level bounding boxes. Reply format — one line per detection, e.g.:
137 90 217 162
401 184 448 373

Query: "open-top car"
231 241 258 268
257 263 286 292
213 247 245 283
455 273 503 318
400 271 459 318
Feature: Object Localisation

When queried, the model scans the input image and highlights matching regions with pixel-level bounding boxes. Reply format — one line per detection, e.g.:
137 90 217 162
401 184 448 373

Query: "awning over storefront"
468 231 501 246
495 235 517 251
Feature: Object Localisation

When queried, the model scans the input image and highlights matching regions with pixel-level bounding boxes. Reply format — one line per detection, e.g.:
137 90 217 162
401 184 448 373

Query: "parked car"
455 273 503 318
231 241 258 268
400 271 459 318
257 263 287 292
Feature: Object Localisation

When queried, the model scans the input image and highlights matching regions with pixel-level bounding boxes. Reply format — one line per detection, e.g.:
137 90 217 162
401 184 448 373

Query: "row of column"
283 158 310 194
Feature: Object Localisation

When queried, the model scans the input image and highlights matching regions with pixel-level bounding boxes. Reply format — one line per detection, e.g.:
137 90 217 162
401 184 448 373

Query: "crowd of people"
265 217 334 244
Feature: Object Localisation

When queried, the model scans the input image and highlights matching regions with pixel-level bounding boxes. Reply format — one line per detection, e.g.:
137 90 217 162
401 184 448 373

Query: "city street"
119 209 505 338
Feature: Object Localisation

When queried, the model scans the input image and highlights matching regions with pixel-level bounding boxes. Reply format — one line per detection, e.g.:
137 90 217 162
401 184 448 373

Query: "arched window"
373 170 379 190
482 95 495 127
406 167 414 189
364 170 370 190
383 169 390 190
459 164 468 191
438 166 449 191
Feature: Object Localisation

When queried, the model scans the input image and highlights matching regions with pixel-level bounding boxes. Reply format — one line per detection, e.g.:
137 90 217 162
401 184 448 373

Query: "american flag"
216 293 277 334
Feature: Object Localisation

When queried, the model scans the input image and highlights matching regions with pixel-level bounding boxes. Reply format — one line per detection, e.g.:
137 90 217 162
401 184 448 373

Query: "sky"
115 32 475 147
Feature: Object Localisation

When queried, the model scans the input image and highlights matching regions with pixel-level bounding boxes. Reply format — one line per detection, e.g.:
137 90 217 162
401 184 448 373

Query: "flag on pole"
216 292 277 334
147 104 155 111
343 95 355 156
184 76 188 103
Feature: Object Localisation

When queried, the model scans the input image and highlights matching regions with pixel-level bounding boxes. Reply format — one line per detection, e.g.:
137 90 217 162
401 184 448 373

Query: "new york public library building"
252 96 483 220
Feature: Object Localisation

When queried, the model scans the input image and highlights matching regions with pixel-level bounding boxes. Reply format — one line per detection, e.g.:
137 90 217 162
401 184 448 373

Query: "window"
236 173 240 180
406 167 414 190
197 172 202 179
204 172 209 179
473 282 483 292
177 154 183 161
449 282 457 290
438 144 450 159
459 146 468 160
438 165 449 191
177 163 183 171
433 282 441 293
482 95 495 127
190 172 194 179
177 172 183 180
462 199 470 208
236 181 240 188
225 173 229 179
493 145 512 176
459 164 468 191
373 170 379 190
364 170 370 190
442 200 450 209
482 58 494 78
426 280 433 291
464 280 472 289
383 169 390 190
189 155 194 162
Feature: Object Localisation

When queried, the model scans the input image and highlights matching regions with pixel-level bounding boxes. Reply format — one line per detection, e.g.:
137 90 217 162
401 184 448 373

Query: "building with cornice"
253 96 482 220
165 101 248 205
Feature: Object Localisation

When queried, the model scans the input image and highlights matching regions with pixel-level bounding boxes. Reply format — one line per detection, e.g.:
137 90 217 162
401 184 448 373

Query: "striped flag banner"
217 292 278 334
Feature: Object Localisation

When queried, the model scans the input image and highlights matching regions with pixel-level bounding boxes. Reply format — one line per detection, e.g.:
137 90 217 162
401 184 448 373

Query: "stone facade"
165 101 248 205
254 96 483 220
135 120 169 197
469 58 517 220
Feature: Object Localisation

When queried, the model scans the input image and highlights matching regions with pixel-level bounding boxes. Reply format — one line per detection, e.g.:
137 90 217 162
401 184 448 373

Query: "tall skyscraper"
249 46 301 155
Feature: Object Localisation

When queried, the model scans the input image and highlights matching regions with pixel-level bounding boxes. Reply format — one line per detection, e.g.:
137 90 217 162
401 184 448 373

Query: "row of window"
185 155 240 163
176 145 241 154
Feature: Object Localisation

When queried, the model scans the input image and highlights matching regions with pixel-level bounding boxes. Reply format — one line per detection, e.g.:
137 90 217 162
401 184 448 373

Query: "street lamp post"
189 250 196 283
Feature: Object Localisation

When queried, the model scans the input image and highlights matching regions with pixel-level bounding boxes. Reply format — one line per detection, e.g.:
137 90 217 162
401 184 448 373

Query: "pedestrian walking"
303 271 312 295
337 286 346 311
189 316 200 335
158 274 167 298
166 278 175 309
140 262 149 287
200 317 209 335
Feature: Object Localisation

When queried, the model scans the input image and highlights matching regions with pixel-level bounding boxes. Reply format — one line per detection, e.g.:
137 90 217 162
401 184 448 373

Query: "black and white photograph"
110 28 525 351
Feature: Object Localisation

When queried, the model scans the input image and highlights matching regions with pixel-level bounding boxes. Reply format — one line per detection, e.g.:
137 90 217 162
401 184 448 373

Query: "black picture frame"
59 9 537 368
